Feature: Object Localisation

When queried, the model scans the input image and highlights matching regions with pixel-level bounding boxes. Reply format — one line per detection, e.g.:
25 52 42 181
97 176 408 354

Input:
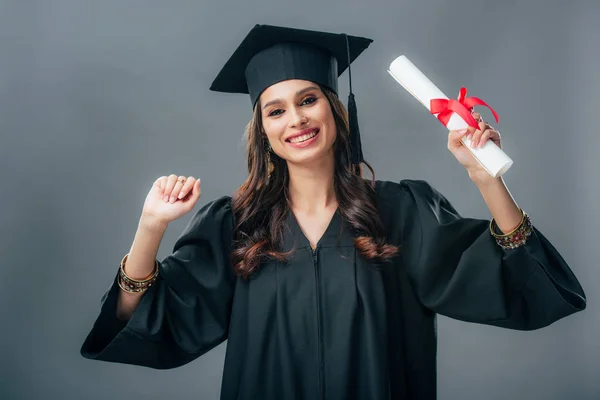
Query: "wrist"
139 213 169 233
468 169 503 189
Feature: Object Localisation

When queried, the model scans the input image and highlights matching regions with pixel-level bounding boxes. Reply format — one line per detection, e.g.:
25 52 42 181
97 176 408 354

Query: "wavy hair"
231 85 398 278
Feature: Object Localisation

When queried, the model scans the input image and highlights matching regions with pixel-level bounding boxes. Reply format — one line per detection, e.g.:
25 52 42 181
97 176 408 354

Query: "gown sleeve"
394 179 586 330
80 195 236 369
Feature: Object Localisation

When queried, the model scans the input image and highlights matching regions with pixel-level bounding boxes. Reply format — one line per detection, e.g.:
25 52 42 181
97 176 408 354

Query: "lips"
285 128 319 143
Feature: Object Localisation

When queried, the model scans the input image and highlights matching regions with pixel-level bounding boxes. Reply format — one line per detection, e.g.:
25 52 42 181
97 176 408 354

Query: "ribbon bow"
430 87 499 129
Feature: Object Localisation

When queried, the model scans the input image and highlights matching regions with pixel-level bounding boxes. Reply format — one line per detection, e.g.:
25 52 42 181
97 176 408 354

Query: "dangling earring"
266 142 274 179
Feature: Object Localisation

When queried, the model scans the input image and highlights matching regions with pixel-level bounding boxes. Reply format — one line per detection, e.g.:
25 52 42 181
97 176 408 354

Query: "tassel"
343 33 364 169
347 92 364 166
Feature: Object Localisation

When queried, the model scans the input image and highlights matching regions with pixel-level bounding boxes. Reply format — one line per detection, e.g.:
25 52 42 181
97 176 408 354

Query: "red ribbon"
430 87 499 129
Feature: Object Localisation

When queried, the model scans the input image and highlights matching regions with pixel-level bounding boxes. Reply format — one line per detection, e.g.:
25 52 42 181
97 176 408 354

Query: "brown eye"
268 109 284 117
301 97 317 106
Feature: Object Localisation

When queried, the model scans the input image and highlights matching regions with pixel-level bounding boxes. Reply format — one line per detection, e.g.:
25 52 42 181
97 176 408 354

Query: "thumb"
450 128 469 141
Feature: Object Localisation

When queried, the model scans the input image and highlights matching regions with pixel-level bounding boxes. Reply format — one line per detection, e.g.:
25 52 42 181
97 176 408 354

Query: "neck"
287 155 337 214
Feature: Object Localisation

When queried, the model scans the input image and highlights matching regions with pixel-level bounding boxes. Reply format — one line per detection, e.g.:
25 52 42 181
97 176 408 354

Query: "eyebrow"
262 86 320 110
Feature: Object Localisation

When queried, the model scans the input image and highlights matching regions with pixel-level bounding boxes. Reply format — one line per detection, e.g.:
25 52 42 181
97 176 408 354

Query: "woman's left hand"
447 111 502 184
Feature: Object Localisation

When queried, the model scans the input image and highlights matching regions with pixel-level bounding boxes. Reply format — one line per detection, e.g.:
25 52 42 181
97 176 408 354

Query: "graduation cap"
210 24 373 167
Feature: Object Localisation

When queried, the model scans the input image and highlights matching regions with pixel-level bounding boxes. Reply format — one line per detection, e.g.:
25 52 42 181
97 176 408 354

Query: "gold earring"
266 144 274 179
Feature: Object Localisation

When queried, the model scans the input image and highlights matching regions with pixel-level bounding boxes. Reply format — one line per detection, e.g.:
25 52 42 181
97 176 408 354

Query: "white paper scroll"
388 55 513 178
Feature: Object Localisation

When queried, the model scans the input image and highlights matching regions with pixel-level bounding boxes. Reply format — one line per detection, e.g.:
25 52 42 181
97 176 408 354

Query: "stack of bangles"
117 253 159 294
490 208 533 250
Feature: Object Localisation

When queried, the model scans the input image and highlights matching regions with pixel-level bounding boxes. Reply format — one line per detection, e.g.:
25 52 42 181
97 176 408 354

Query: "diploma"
388 55 513 178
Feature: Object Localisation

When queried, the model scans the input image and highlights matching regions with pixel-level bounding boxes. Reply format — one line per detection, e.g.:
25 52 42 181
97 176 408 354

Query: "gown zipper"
312 247 325 400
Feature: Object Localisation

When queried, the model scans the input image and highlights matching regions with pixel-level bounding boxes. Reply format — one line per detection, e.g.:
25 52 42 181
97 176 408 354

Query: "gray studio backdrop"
1 0 598 399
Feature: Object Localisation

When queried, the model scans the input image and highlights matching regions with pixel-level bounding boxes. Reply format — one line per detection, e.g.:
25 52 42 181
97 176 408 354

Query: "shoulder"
200 195 233 214
374 179 459 220
374 179 441 206
192 195 233 220
182 195 234 237
370 179 464 243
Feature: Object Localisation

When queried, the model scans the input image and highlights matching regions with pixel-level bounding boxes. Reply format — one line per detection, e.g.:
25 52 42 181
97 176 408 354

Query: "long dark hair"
231 85 398 278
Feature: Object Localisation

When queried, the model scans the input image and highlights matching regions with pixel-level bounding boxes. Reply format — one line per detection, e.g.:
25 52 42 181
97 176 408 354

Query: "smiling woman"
232 79 397 278
80 23 586 400
263 82 334 159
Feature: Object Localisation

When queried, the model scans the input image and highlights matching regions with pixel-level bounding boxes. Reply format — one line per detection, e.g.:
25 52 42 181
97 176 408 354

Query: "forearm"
472 176 522 234
116 215 168 320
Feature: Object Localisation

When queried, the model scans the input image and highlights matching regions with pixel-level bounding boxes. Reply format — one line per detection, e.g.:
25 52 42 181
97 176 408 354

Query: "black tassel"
348 92 363 166
343 33 363 169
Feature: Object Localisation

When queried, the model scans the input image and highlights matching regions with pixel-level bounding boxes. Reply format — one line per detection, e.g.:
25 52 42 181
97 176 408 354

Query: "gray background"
1 0 598 399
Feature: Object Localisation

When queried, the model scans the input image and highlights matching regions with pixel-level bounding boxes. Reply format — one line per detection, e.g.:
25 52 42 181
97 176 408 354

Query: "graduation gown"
80 179 586 400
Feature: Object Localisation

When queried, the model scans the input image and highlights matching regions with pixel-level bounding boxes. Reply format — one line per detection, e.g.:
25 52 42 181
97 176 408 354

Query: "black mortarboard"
210 24 373 167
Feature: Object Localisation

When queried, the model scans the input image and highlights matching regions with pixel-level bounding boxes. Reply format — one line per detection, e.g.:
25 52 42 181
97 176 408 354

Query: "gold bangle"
117 253 159 294
120 253 159 283
489 210 533 250
489 208 526 238
118 274 156 293
118 275 145 294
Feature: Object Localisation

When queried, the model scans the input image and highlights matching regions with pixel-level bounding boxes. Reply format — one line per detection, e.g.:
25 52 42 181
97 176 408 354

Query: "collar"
282 207 356 252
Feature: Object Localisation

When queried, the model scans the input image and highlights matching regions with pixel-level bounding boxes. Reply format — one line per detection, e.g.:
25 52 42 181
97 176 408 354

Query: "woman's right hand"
141 174 201 225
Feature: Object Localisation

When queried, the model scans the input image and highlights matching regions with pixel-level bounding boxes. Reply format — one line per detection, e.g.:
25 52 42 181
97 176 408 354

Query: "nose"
288 107 309 128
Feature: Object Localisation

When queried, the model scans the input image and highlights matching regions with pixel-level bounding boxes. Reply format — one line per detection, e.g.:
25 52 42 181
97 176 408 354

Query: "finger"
163 174 179 202
181 179 201 204
168 176 188 203
154 176 167 193
191 179 201 200
470 127 484 148
154 176 170 200
472 111 483 122
487 127 501 148
491 128 501 143
478 129 492 148
471 121 488 147
177 176 196 200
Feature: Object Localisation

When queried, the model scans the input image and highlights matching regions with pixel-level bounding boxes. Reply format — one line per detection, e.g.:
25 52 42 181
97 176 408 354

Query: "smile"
286 129 320 144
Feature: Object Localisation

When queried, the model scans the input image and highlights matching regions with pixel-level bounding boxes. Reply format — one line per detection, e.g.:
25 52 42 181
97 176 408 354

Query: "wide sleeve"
80 195 236 369
394 179 586 330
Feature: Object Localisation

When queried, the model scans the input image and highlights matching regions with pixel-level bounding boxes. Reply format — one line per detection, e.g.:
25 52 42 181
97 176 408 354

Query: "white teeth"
289 131 317 143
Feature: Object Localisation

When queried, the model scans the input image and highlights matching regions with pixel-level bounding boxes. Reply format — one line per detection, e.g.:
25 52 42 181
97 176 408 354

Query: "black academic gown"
80 179 586 400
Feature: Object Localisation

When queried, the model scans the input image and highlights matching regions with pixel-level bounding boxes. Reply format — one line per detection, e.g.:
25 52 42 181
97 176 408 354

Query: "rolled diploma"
388 55 513 178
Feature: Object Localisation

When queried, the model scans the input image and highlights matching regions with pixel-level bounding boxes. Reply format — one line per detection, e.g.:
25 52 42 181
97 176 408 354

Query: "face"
259 79 337 167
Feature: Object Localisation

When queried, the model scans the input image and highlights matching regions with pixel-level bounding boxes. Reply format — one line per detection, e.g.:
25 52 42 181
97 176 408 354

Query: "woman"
80 24 586 400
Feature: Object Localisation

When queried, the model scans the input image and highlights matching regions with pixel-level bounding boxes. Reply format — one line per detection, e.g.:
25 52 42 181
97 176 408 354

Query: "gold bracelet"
489 208 526 238
489 209 533 250
117 276 152 294
118 253 159 293
120 253 158 282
